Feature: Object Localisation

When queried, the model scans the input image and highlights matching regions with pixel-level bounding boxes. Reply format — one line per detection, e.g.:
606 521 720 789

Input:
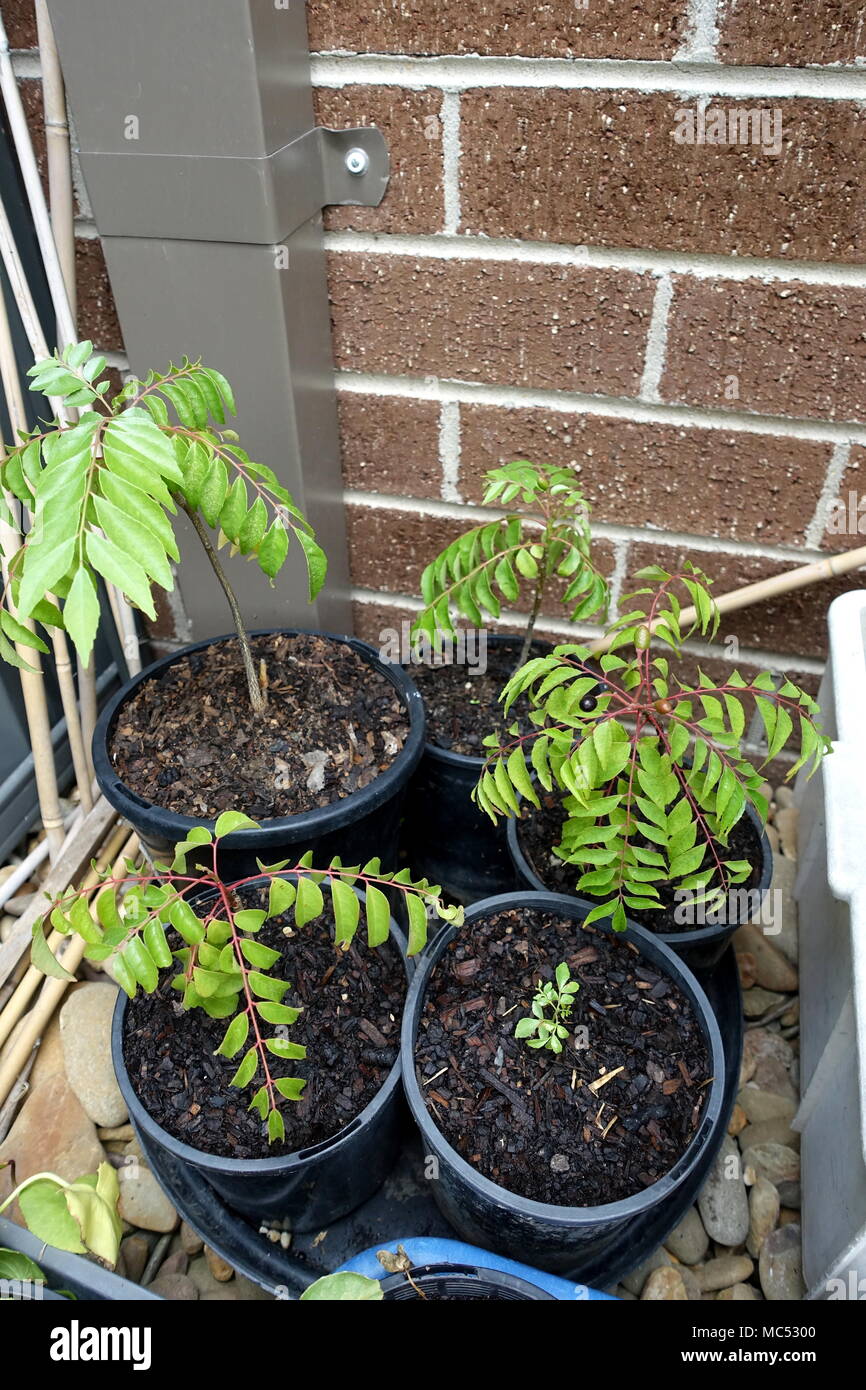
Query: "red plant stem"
647 713 730 890
610 709 646 915
211 841 278 1115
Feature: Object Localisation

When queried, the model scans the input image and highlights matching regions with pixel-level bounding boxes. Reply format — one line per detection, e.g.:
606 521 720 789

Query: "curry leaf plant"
0 342 326 713
411 460 609 668
514 962 579 1054
474 565 829 932
30 811 463 1144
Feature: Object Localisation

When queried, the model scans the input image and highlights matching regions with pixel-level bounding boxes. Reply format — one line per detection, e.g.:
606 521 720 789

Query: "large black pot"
380 1262 555 1300
401 891 726 1274
507 802 773 972
112 895 411 1232
94 629 425 879
400 634 547 903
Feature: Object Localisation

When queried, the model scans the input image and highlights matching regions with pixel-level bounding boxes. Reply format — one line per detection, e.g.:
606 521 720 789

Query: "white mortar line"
323 229 866 289
103 350 131 371
312 53 866 101
607 539 631 616
439 400 462 502
675 0 721 64
348 585 827 675
335 372 866 447
10 51 40 77
440 91 462 235
343 487 844 564
74 217 99 239
805 442 852 548
639 275 674 402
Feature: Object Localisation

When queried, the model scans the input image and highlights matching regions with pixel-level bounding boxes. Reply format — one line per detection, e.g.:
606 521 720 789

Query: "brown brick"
352 598 416 647
3 0 37 48
338 393 441 498
822 445 866 549
329 254 654 395
459 405 830 547
18 77 46 193
347 501 615 615
662 278 866 424
75 238 123 352
718 0 866 67
460 91 866 263
624 541 864 659
314 87 444 234
307 0 687 60
347 504 468 594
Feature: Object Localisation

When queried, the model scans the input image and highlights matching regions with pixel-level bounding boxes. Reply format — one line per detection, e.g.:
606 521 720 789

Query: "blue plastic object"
335 1237 618 1301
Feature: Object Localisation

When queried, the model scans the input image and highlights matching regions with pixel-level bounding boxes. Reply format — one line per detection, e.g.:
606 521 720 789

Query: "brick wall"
6 0 866 700
308 0 866 701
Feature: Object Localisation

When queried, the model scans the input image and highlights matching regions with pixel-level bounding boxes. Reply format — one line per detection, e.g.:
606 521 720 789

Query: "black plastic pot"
380 1262 555 1300
401 891 726 1274
507 802 774 972
400 634 548 904
93 629 425 880
111 896 411 1232
0 1216 161 1301
133 945 740 1295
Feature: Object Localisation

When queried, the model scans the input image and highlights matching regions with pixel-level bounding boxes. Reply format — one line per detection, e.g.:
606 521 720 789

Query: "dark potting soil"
123 894 406 1160
415 906 712 1206
515 792 763 935
110 633 409 821
410 638 549 757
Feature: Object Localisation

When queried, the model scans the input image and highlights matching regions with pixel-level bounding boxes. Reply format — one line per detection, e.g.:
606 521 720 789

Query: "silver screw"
345 146 369 176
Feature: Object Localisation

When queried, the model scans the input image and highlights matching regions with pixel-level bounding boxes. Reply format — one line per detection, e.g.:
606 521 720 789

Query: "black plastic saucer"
136 949 742 1297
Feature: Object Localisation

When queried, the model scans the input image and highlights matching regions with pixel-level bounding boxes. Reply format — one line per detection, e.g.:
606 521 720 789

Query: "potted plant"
474 564 829 969
301 1251 555 1300
31 810 462 1231
400 889 726 1271
0 342 424 875
0 1161 153 1300
401 460 609 903
303 1238 615 1300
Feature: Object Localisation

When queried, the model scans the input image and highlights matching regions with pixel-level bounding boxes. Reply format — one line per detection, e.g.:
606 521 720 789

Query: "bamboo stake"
0 37 137 674
589 543 866 656
0 820 129 1050
0 290 92 813
34 0 101 779
0 954 29 1017
33 0 76 331
0 830 138 1108
0 487 64 859
0 795 116 986
0 13 74 347
0 805 79 910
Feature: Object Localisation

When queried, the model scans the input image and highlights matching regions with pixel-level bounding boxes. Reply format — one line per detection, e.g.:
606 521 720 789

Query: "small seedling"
514 962 579 1054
